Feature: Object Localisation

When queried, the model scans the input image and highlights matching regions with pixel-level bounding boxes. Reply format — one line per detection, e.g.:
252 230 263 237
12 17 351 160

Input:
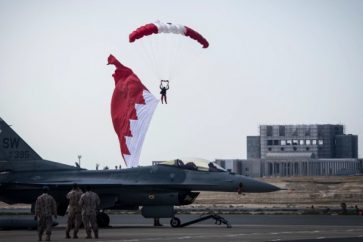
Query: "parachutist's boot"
94 231 99 239
65 232 70 239
38 234 42 241
73 231 78 239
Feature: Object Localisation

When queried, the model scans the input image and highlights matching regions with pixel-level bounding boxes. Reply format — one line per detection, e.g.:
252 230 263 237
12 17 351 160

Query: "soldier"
65 183 83 239
34 186 57 241
79 186 100 239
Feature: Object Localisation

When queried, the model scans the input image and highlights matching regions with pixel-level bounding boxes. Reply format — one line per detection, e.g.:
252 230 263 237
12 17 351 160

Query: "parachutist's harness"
160 80 169 95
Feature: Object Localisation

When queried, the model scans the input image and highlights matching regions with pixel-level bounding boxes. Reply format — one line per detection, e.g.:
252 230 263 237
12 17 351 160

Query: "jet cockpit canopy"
158 158 226 172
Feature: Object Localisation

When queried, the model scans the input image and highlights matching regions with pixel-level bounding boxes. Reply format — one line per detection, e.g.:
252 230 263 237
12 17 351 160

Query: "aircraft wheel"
97 212 110 228
170 217 181 228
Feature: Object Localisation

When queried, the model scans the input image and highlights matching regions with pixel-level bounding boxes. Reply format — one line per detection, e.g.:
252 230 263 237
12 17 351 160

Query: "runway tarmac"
0 214 363 242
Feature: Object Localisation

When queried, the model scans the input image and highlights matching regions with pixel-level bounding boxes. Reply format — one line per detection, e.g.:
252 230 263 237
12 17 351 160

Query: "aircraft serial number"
9 150 30 159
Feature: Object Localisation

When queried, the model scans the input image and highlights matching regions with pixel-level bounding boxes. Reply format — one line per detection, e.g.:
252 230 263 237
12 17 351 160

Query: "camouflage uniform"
65 187 83 238
35 193 57 241
79 190 100 239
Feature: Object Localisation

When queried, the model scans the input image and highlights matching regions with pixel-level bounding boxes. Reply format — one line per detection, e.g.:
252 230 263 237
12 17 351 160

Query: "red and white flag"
108 54 158 168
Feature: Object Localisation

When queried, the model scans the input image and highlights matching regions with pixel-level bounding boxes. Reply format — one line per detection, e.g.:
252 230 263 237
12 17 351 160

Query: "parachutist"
160 80 169 104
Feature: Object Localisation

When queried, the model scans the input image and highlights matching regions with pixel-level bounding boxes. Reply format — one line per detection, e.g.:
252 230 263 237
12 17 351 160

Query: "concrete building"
256 124 358 159
215 124 362 177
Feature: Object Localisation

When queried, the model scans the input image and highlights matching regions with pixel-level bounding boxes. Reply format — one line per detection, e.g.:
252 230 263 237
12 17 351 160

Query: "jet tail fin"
0 117 42 162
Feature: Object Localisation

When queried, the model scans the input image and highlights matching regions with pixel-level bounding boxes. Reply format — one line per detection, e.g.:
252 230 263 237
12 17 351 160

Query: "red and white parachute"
129 21 209 48
128 21 209 81
108 54 158 168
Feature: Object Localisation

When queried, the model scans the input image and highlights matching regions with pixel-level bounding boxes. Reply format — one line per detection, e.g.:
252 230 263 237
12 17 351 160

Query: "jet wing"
3 181 217 192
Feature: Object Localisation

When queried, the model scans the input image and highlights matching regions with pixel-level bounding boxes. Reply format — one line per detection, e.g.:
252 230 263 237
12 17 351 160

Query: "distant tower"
77 155 82 168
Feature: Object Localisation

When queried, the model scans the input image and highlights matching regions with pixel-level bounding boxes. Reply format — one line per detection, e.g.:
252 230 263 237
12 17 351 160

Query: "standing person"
65 183 83 239
35 186 57 241
79 186 100 239
153 218 163 226
354 205 362 215
159 80 169 104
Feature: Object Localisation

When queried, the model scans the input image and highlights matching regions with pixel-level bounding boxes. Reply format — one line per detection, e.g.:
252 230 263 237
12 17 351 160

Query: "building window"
318 128 323 136
318 140 324 145
267 140 273 145
268 147 272 151
286 140 292 145
306 147 310 151
305 128 311 136
281 147 284 151
267 126 273 136
292 140 298 145
312 139 317 145
293 146 297 151
281 140 286 145
273 140 279 145
279 126 285 136
299 140 305 145
306 140 311 145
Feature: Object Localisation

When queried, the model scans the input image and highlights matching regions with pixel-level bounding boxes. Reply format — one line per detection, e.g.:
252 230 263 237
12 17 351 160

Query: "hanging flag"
108 54 158 167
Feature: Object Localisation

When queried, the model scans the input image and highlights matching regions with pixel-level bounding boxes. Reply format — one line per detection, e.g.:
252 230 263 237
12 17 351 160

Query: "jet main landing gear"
97 212 110 228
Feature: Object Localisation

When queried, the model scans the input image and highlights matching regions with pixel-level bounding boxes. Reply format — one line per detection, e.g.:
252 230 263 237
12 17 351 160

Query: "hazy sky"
1 0 362 169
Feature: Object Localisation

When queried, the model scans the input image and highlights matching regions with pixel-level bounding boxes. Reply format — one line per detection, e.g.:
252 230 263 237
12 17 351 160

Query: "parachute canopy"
129 21 209 48
108 54 158 168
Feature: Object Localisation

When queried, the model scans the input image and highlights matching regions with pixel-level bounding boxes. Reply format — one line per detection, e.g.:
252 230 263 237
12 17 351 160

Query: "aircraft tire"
170 217 181 228
97 212 110 228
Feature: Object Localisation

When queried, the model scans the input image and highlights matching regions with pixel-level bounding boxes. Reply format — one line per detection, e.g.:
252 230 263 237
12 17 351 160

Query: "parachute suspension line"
154 34 173 80
161 35 171 80
139 37 161 79
154 35 170 80
134 40 157 79
147 39 161 79
147 37 162 79
167 34 184 81
164 34 179 81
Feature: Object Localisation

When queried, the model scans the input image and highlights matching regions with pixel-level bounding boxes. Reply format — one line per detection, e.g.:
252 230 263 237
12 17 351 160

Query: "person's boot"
86 232 92 239
38 234 42 241
65 232 70 239
73 231 78 239
94 231 99 239
154 218 163 226
45 234 50 241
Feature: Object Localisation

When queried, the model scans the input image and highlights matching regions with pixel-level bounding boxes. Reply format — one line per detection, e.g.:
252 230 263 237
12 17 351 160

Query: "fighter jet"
0 117 280 227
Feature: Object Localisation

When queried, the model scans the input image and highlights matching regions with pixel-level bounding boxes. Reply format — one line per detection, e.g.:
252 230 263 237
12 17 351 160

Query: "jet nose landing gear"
170 217 181 227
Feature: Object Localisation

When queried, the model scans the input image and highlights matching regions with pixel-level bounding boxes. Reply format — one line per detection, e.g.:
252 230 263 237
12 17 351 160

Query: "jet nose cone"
260 182 281 192
242 178 281 193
